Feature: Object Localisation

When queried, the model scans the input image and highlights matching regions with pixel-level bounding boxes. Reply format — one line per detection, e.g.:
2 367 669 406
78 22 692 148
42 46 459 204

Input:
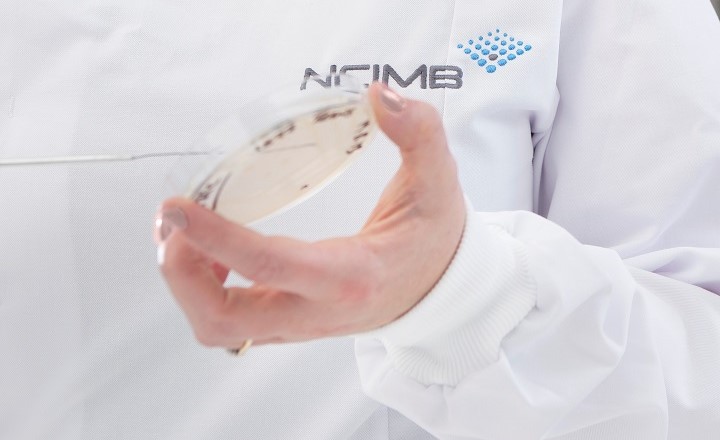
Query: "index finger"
159 231 307 345
157 197 377 298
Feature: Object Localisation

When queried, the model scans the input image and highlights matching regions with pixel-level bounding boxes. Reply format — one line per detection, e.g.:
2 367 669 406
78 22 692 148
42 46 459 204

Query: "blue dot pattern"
457 28 533 74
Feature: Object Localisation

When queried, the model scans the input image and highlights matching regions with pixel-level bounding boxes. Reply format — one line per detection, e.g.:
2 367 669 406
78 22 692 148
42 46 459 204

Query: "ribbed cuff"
356 202 537 386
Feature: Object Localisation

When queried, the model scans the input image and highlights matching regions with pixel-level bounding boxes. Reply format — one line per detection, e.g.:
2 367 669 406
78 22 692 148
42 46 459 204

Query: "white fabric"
1 1 719 439
356 0 720 439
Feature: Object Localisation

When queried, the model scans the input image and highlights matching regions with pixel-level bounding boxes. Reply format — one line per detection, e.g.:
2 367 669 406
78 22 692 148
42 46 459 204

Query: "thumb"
368 82 453 173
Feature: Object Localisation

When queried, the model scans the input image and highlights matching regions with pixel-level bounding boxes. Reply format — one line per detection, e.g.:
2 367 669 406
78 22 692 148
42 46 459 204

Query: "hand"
155 83 466 348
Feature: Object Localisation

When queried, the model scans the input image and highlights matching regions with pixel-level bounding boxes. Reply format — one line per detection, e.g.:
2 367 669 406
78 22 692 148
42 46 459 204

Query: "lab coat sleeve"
355 2 720 439
356 204 720 439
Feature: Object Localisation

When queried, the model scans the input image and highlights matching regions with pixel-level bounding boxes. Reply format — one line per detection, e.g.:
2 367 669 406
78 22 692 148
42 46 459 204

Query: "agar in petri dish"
169 75 378 225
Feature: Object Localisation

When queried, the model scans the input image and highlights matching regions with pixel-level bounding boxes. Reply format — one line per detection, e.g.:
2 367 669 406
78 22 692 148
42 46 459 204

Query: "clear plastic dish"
166 75 377 225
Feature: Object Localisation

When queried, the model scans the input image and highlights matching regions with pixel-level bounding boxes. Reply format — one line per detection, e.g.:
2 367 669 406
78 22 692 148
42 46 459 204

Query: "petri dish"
166 75 377 225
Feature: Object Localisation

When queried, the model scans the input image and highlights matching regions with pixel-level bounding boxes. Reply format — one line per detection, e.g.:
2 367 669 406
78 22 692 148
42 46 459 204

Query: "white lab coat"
1 0 719 439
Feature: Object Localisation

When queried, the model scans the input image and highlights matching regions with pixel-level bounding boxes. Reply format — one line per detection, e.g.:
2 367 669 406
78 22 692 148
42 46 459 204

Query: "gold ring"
227 339 253 356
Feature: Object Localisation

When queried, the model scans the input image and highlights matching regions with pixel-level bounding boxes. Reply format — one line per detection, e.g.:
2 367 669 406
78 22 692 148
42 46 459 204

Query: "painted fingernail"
154 207 188 242
380 84 406 113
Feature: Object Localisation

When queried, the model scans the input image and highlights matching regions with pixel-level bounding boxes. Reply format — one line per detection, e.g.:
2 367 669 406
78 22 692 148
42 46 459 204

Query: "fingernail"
157 242 166 266
380 84 406 113
154 207 188 242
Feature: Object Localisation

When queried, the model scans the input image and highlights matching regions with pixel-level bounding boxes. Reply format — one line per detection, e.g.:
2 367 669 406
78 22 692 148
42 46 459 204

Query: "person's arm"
356 207 720 439
355 1 720 438
156 1 720 438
